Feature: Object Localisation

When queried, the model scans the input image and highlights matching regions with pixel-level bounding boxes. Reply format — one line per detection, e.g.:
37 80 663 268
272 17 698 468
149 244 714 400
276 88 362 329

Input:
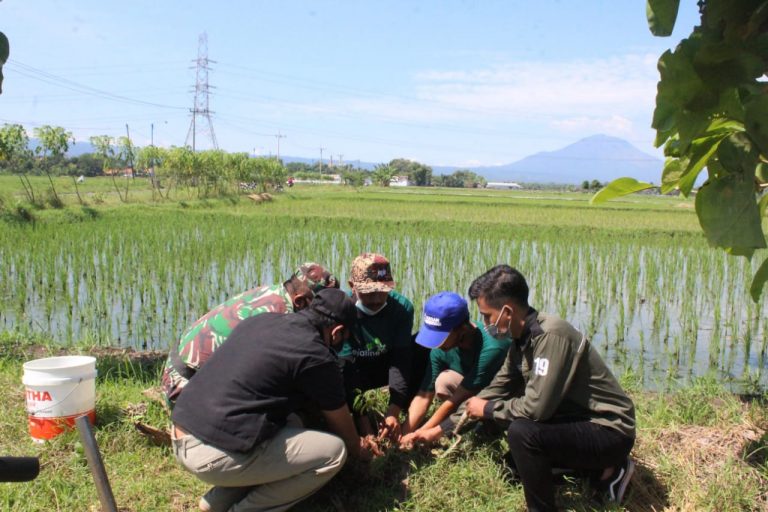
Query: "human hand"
399 431 418 450
465 397 488 418
399 427 442 450
358 435 383 461
377 415 401 442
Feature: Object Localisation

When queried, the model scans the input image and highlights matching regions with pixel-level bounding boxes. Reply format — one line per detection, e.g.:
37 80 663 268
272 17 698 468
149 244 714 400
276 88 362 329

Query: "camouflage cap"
350 253 395 294
293 262 339 293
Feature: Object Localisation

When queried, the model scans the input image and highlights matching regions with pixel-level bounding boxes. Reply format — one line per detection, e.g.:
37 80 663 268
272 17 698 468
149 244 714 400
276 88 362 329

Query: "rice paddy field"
1 177 768 511
0 177 766 392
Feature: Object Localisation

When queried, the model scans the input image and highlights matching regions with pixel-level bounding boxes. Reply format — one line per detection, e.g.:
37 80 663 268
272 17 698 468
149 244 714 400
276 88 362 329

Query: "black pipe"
76 415 118 512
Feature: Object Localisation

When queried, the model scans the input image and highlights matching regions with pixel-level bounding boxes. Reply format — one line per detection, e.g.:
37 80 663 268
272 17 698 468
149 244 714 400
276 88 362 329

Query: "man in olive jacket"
443 265 636 512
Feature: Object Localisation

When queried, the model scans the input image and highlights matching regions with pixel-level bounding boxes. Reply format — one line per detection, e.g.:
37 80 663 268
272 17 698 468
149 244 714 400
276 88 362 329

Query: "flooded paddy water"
1 196 766 392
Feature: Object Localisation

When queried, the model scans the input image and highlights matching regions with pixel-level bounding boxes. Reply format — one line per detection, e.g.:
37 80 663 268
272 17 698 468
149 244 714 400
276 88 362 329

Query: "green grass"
1 178 767 509
0 338 765 511
0 175 705 233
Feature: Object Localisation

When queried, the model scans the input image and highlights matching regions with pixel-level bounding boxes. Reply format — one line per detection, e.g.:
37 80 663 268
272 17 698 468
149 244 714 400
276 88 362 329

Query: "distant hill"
29 139 97 157
45 133 664 186
281 155 379 171
472 135 663 185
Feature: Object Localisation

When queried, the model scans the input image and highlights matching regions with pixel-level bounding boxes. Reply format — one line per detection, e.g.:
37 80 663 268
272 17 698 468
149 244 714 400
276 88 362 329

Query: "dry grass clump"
247 193 273 203
631 401 768 511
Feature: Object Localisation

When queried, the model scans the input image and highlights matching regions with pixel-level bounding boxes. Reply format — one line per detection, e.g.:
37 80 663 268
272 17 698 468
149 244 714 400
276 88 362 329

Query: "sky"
1 1 703 168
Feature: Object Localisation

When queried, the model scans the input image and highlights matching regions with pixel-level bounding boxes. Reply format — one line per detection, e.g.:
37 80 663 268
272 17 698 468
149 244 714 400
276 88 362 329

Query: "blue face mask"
356 300 387 316
486 305 512 340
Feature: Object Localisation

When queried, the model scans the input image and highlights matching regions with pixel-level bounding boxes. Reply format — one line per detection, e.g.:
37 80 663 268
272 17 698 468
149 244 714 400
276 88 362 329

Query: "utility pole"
185 32 218 151
150 123 155 179
125 123 135 179
319 147 325 176
273 132 286 161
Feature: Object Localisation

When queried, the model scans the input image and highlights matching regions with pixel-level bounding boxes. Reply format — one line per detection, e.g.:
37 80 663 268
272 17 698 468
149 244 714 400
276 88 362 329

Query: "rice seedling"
0 186 765 391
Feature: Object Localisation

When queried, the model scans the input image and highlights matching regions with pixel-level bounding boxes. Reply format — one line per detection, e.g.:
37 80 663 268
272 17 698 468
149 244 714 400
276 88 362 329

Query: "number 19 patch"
533 357 549 376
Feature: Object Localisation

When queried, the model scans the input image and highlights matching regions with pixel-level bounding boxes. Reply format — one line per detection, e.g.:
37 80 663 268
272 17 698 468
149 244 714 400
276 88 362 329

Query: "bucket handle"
25 375 96 416
23 371 97 387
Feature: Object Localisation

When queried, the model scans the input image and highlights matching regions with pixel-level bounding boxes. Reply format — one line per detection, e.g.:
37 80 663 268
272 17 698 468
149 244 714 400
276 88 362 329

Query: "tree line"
0 124 288 205
0 124 490 206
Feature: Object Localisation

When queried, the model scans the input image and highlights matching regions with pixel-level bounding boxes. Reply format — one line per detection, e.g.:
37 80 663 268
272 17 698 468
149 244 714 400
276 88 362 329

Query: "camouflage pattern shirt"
161 283 294 405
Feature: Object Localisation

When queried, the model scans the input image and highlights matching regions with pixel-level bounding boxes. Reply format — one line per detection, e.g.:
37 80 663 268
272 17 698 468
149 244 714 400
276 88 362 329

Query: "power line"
7 60 187 111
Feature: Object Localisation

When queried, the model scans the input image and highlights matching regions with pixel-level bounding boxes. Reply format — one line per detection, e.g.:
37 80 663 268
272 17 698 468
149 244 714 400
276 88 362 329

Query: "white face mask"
356 300 387 316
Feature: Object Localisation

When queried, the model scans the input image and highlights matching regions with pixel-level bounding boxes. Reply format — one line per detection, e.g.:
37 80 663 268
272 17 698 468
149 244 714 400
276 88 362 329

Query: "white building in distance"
486 182 523 190
390 175 410 187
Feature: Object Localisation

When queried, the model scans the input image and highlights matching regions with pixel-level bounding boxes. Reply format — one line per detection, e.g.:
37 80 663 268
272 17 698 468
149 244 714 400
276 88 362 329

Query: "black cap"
310 288 357 330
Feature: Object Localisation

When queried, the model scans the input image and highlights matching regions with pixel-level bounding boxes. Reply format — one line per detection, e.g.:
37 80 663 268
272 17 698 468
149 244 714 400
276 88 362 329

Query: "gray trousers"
435 369 463 400
172 418 347 512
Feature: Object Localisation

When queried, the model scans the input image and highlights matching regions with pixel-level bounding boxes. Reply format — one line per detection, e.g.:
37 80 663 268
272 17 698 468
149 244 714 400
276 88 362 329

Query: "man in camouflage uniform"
161 263 338 407
337 253 427 440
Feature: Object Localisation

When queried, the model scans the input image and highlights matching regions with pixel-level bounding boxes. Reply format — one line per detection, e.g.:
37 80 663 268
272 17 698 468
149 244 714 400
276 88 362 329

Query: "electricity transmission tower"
185 32 218 151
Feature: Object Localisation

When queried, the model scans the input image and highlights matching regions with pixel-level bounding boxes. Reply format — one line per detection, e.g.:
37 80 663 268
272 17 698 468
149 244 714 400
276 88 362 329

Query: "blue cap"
415 292 469 349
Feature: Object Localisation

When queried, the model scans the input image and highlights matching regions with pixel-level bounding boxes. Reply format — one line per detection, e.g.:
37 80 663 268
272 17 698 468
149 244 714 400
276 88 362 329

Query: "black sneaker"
606 457 635 504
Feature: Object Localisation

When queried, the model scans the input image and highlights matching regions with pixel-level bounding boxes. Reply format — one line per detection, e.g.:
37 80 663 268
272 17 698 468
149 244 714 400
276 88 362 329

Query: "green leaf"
647 0 680 36
676 110 711 151
758 191 768 217
757 163 768 183
693 41 765 88
746 2 768 38
718 88 745 122
745 95 768 155
725 246 755 258
0 32 7 96
749 256 768 302
0 32 8 64
677 134 726 196
590 178 654 204
695 173 766 249
661 158 683 194
655 47 704 111
717 133 758 176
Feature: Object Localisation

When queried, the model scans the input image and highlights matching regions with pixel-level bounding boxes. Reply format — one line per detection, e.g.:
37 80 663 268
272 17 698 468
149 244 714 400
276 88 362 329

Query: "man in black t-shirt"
171 289 376 512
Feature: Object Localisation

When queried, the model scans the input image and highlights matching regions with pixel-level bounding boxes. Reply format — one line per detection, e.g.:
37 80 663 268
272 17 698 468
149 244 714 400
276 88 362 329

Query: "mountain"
472 135 663 185
29 139 97 157
45 133 663 186
281 155 380 171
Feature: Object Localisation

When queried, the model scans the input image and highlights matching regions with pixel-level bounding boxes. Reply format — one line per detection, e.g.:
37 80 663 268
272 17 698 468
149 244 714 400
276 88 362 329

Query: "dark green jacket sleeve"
440 347 524 433
486 332 586 424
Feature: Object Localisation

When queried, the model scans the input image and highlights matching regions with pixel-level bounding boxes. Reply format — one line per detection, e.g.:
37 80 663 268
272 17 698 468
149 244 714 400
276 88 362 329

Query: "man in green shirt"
336 253 426 441
400 291 510 447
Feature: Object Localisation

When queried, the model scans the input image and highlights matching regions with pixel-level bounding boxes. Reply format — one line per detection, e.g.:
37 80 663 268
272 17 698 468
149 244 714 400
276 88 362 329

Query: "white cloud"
550 115 634 136
413 53 660 119
293 53 661 131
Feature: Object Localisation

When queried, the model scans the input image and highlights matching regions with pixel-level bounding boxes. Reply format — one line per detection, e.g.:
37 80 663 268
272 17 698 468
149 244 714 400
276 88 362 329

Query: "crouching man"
171 288 375 512
400 291 511 444
441 265 637 511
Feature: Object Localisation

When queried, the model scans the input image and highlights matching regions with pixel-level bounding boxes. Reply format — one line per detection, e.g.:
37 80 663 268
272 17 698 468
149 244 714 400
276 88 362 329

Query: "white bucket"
22 355 97 442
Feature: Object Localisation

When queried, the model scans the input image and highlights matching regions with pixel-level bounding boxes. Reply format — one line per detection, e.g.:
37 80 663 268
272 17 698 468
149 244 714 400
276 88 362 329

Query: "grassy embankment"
0 336 765 511
0 178 766 510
